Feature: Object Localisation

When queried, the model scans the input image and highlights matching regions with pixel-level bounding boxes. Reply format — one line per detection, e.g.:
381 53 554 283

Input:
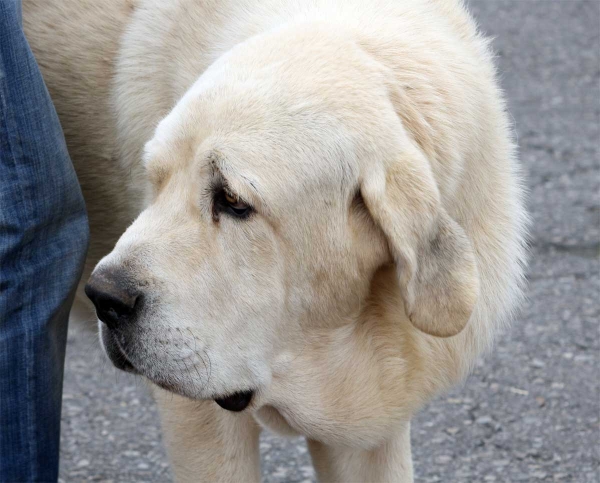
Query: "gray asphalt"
57 1 600 482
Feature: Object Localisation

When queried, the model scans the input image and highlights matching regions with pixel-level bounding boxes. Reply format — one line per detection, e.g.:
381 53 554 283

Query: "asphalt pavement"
57 1 600 481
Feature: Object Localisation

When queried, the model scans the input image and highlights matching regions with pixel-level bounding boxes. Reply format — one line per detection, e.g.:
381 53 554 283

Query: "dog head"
86 26 479 407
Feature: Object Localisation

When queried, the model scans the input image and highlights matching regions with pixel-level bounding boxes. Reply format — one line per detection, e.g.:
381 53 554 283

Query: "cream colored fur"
23 0 528 481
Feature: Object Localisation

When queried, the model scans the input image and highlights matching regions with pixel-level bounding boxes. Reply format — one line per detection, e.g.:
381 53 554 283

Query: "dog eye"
214 188 252 219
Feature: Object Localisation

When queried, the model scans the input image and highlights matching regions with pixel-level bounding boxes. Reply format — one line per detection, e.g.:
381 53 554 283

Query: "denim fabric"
0 0 90 481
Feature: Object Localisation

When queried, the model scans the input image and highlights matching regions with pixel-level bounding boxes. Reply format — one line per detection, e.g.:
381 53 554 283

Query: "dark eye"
214 188 252 219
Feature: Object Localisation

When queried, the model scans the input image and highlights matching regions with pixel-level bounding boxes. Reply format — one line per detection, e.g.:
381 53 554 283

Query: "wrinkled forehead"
144 87 364 210
143 30 400 207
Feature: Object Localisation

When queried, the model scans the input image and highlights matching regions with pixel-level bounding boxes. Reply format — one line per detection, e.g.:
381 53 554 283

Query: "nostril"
85 276 141 329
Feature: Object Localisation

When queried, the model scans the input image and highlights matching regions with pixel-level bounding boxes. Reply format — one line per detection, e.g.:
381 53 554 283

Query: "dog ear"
361 147 479 337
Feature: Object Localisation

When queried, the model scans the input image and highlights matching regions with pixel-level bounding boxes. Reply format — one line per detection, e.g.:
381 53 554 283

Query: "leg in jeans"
0 1 89 481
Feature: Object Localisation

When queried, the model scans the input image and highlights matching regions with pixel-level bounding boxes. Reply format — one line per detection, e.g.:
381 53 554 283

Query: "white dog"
24 0 528 481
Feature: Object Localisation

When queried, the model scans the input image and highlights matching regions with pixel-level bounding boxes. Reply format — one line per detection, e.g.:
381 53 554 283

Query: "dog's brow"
207 151 265 208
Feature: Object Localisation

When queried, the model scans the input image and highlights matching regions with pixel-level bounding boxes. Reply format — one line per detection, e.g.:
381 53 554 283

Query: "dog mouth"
101 326 255 411
101 326 140 374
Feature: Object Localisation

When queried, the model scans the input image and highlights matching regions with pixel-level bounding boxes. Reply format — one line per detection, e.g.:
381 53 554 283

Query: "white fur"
24 0 528 480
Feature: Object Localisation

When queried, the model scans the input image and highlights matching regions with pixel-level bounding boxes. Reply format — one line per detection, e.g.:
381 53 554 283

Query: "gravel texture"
57 1 599 481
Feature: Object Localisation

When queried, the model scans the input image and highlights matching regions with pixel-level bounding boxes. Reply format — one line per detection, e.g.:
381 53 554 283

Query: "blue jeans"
0 1 89 481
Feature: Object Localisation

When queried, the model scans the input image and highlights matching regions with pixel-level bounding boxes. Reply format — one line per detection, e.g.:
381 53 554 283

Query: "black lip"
214 390 254 412
101 326 140 374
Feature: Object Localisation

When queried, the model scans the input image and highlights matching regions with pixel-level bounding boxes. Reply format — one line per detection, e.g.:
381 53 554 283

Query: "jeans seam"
0 39 38 483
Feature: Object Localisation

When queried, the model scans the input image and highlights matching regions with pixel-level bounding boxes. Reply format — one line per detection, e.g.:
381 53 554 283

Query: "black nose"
85 268 141 329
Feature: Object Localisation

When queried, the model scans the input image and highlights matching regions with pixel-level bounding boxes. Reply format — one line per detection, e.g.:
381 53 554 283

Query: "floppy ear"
361 148 479 337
